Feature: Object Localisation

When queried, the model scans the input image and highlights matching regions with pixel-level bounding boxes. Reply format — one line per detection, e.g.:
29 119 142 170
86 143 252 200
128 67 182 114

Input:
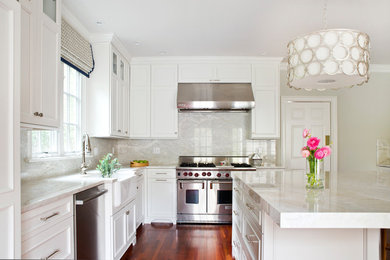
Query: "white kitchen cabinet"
129 65 151 138
178 63 251 83
20 0 61 128
21 197 74 259
130 64 178 139
146 168 176 223
112 200 136 260
0 0 21 258
136 171 145 228
151 65 178 138
251 63 280 139
86 39 130 138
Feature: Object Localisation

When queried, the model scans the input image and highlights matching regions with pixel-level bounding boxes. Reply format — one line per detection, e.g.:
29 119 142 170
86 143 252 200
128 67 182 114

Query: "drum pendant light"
287 0 370 90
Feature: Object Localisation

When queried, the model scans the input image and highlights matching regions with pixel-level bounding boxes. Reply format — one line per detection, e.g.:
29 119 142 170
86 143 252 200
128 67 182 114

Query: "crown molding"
130 56 283 64
61 5 91 41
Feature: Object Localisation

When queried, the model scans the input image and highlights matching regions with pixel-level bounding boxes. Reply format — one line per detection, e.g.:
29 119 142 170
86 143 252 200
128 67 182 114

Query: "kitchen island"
232 168 390 260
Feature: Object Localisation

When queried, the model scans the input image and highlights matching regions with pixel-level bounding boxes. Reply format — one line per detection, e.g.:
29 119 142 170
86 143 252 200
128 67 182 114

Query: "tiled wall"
21 112 279 180
115 112 279 166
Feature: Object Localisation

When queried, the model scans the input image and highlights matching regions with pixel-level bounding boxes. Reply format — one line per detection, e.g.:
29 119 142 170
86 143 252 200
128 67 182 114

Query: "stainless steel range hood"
177 83 255 112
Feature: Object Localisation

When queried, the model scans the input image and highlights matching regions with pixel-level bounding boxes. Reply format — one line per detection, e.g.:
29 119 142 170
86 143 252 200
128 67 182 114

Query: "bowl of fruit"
130 160 149 167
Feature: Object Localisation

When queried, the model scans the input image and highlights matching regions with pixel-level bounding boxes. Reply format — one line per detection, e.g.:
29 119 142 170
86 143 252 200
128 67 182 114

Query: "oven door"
177 180 207 214
207 180 232 215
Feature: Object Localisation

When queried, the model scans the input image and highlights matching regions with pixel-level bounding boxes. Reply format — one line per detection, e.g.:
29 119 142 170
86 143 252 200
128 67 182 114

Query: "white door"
125 202 136 244
147 179 176 221
112 210 126 260
284 101 331 170
0 0 21 258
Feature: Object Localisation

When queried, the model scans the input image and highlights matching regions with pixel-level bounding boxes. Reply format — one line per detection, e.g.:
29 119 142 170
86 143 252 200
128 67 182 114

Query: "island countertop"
232 167 390 228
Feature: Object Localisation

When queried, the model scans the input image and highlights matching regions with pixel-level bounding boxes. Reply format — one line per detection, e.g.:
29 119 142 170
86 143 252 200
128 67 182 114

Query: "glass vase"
305 158 324 189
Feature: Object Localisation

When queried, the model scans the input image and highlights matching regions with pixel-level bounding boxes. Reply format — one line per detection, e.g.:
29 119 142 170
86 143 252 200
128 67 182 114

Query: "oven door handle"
210 181 232 185
179 181 206 189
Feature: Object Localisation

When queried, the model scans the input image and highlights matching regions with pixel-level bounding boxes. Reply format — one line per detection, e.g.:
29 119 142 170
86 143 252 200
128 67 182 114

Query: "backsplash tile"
115 113 278 166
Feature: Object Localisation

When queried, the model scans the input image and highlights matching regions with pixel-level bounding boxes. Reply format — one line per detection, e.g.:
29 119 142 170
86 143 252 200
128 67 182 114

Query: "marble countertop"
21 168 138 213
233 167 390 228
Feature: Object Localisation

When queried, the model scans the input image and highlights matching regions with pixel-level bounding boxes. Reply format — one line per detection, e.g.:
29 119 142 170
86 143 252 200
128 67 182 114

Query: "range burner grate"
198 163 216 168
231 163 253 168
179 162 198 167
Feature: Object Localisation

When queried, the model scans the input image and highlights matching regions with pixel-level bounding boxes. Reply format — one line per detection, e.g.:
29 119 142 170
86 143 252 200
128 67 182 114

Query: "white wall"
280 70 390 171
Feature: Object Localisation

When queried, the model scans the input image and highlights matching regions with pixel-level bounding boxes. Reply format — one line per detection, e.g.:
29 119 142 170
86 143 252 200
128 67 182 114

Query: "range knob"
207 172 212 176
217 173 221 177
202 172 207 176
225 173 230 177
183 172 188 176
195 173 199 177
189 172 193 176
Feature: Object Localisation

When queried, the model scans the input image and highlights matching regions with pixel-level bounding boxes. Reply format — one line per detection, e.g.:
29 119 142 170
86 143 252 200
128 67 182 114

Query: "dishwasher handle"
75 189 108 205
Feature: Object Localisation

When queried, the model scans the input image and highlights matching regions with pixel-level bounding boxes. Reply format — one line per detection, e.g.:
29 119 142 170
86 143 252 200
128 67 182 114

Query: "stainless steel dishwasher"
74 185 107 260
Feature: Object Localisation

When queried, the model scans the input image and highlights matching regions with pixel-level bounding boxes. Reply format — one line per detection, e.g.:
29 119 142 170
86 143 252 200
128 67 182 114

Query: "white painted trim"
90 33 131 62
130 56 283 65
61 5 91 41
281 96 338 173
281 61 390 73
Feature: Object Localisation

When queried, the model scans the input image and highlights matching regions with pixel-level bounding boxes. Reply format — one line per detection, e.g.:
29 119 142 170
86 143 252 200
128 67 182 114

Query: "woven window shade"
61 19 94 77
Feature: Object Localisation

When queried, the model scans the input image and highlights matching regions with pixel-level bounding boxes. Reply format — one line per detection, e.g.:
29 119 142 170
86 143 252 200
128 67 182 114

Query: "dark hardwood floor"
121 223 233 260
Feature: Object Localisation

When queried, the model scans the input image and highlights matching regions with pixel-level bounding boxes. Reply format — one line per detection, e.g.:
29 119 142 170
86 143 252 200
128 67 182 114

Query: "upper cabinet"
20 0 61 128
130 64 178 139
178 63 251 83
251 63 280 139
86 37 130 138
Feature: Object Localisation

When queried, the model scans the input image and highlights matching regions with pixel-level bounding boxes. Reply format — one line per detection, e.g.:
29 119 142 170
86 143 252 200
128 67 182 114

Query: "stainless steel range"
176 156 255 224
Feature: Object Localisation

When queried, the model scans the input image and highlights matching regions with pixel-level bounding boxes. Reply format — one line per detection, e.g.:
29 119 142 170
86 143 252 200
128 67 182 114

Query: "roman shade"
61 19 94 77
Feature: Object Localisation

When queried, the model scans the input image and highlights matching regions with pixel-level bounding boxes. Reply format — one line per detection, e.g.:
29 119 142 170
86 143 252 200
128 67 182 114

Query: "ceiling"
64 0 390 63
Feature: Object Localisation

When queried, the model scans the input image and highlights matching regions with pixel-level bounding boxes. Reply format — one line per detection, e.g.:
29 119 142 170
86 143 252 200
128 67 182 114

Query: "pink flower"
301 150 310 158
303 128 311 138
322 146 332 157
314 148 326 160
307 137 320 150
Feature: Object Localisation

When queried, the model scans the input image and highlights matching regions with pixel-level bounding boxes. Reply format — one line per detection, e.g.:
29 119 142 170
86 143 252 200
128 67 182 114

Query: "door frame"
281 96 338 173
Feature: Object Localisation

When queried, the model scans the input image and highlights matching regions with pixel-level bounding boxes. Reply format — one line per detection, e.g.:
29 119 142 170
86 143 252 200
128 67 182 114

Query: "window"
31 64 84 158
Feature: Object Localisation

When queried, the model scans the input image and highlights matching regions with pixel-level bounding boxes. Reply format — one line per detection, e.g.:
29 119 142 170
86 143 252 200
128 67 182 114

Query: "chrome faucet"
81 133 91 174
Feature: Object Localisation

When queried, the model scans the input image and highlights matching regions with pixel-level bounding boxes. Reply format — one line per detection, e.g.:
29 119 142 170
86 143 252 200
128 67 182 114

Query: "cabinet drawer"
243 194 261 226
22 217 74 259
147 168 176 179
22 197 73 237
233 196 243 233
243 217 262 260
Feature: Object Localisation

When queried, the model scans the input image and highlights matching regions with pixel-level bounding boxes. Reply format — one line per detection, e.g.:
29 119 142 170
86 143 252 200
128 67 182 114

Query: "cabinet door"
130 65 151 138
147 179 176 221
20 0 36 124
251 64 280 139
178 63 216 83
125 202 136 245
136 178 144 227
112 210 127 260
151 64 178 138
122 62 130 137
216 64 251 83
0 0 21 258
39 1 60 127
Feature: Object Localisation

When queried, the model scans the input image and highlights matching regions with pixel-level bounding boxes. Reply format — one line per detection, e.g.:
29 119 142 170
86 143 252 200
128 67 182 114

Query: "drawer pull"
40 212 59 221
245 203 254 211
245 234 259 244
233 241 240 247
156 179 167 182
155 172 167 175
233 210 239 216
41 249 60 260
233 187 241 194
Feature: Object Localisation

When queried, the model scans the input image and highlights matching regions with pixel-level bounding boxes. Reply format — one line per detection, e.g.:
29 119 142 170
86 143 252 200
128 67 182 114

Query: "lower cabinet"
21 197 74 259
136 173 145 227
112 200 136 260
146 168 177 223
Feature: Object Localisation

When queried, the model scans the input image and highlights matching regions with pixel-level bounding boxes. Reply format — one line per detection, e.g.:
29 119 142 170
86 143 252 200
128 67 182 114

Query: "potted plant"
301 128 331 189
96 153 121 178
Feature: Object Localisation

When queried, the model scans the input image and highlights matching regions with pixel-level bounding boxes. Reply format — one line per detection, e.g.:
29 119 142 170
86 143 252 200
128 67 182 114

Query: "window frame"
30 62 86 159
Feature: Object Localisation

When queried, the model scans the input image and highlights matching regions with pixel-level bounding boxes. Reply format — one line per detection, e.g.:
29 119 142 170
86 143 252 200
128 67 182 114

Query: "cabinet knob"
125 131 128 134
39 113 43 117
126 210 130 215
118 130 121 133
174 132 178 134
33 112 39 116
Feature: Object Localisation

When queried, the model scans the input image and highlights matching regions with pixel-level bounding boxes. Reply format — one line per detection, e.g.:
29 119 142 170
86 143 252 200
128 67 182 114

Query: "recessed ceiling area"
63 0 390 63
